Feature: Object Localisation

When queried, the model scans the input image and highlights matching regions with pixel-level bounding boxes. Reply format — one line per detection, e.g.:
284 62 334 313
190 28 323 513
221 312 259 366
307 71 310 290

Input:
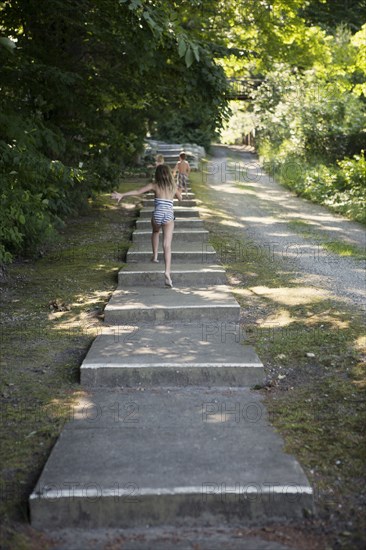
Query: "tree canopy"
1 0 365 262
218 0 366 222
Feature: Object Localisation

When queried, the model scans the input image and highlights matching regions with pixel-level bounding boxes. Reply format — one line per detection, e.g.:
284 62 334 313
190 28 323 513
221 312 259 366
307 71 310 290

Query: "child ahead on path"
111 164 182 288
147 154 164 182
173 152 191 196
155 154 164 166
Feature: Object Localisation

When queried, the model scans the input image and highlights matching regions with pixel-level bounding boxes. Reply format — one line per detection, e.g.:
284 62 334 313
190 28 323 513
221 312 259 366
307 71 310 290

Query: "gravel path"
204 145 366 312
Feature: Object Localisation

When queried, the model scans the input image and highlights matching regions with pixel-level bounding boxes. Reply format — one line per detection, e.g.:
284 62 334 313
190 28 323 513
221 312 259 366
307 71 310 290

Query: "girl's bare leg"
162 220 174 286
151 219 161 262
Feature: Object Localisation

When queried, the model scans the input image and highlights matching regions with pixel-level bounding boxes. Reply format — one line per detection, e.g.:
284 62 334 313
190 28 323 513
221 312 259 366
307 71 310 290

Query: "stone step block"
132 229 209 245
80 322 263 387
139 207 200 219
135 218 204 230
118 263 227 287
103 286 240 324
126 242 216 264
30 387 313 529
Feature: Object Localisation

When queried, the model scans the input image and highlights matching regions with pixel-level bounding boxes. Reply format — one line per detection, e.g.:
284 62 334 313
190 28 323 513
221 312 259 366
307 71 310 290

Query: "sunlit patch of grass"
287 219 313 231
322 240 366 259
287 219 366 260
249 285 332 306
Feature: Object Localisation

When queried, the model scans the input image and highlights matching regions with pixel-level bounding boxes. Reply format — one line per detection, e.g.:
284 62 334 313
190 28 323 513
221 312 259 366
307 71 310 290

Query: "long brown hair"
155 164 175 193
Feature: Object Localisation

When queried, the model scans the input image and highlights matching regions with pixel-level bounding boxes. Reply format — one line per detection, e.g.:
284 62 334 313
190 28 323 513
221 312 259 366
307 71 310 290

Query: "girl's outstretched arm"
111 183 155 204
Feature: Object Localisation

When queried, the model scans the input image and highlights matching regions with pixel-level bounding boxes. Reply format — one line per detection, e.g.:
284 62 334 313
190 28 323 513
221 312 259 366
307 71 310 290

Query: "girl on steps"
111 164 182 288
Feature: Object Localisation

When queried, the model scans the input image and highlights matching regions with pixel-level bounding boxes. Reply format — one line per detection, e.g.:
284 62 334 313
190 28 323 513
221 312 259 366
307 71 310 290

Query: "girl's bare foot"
164 273 173 288
151 257 159 263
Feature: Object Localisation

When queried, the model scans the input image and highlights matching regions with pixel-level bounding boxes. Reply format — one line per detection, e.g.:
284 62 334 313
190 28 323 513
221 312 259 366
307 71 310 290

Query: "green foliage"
151 50 229 149
219 102 257 145
248 20 366 224
2 0 364 263
253 63 366 164
0 0 230 263
260 150 366 223
0 108 90 262
0 181 55 261
300 0 366 33
338 151 366 190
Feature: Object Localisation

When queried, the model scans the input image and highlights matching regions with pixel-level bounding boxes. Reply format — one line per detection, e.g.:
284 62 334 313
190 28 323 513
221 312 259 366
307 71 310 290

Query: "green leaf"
18 214 26 225
178 35 186 58
191 43 200 62
143 11 155 27
185 46 194 68
128 0 142 10
0 37 16 53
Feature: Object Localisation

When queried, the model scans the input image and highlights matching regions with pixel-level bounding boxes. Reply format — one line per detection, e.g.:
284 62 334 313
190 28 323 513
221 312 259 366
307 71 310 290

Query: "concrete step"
135 218 204 230
158 149 182 154
29 527 299 550
80 323 262 386
160 154 197 164
139 207 200 219
103 285 239 324
126 242 216 263
132 229 209 245
118 263 227 287
29 387 313 529
143 199 197 208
